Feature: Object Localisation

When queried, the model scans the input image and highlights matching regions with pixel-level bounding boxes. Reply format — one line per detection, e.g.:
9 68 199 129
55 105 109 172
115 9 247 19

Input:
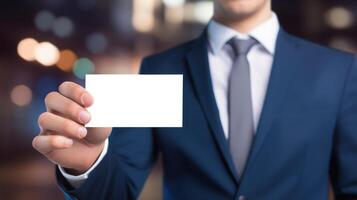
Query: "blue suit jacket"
58 29 357 200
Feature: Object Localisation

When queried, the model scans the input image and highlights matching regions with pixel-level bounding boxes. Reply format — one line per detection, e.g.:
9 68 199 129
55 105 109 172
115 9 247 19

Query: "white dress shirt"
60 13 280 188
208 13 280 137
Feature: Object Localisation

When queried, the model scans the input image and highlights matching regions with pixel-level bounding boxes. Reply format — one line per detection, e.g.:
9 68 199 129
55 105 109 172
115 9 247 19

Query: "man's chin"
219 9 257 21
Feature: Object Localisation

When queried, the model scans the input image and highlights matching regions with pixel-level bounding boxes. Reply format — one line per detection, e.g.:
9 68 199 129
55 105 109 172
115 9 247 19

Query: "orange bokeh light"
57 50 77 72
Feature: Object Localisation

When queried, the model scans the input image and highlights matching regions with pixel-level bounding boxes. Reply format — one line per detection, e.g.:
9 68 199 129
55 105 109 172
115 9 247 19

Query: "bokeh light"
325 7 353 29
34 10 56 32
86 33 108 54
329 37 355 53
52 16 74 38
56 50 78 72
17 38 39 61
34 42 60 66
73 58 95 79
182 2 213 24
163 0 185 7
11 85 33 107
190 2 213 24
165 3 184 24
132 0 156 32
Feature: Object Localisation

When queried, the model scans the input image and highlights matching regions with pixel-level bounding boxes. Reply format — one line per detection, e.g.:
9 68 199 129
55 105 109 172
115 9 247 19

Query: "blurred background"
0 0 356 199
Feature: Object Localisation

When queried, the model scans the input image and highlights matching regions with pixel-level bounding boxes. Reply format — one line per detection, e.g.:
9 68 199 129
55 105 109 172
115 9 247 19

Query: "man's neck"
213 10 273 34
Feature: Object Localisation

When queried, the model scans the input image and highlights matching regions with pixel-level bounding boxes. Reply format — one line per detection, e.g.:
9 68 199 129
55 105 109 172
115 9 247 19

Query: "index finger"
58 81 93 107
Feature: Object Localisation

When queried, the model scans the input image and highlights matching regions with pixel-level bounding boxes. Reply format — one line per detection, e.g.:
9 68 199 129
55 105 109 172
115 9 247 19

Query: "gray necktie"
227 37 257 176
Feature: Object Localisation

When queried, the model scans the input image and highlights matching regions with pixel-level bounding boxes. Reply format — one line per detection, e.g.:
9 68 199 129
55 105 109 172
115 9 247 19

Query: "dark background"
0 0 356 199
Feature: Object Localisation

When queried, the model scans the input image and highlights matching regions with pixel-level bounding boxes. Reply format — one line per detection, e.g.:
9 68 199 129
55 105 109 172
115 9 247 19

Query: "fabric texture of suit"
57 28 357 200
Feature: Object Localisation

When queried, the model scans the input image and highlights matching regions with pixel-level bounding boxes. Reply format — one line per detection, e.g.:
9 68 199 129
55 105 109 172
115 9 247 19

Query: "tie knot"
228 37 257 56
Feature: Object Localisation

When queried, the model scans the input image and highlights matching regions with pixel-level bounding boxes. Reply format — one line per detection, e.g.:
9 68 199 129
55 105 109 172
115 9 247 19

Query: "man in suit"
33 0 357 199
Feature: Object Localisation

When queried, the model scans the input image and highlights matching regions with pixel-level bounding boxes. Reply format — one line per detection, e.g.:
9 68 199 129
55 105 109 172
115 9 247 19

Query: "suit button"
238 195 246 200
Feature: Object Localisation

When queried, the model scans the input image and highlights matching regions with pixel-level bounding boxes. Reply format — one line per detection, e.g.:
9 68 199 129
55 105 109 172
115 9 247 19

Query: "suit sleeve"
331 56 357 200
56 58 158 200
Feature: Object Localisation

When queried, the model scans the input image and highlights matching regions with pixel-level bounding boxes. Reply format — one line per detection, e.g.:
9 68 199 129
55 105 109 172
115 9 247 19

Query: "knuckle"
49 136 61 148
65 101 79 115
63 120 75 135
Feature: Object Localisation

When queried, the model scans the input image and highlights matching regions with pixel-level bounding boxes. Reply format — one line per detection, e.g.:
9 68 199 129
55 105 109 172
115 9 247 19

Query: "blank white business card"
85 74 183 127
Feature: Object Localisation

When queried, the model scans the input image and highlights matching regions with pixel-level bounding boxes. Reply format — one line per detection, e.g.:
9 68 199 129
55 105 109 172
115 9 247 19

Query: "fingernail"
79 111 91 124
35 137 43 146
81 93 90 105
78 127 87 138
64 139 73 147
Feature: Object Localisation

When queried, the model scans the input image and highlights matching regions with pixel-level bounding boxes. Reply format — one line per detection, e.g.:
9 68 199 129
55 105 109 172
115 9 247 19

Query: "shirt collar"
207 12 280 55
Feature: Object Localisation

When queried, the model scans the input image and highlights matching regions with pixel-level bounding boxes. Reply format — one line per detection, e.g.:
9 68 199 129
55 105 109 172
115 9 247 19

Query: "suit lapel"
243 29 301 175
185 31 240 183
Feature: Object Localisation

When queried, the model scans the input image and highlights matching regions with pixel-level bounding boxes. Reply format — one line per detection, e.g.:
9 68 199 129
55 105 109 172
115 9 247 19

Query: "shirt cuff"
58 139 109 188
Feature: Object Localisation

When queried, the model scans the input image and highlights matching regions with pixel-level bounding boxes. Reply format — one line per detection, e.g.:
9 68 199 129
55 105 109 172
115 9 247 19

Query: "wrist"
65 142 105 175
